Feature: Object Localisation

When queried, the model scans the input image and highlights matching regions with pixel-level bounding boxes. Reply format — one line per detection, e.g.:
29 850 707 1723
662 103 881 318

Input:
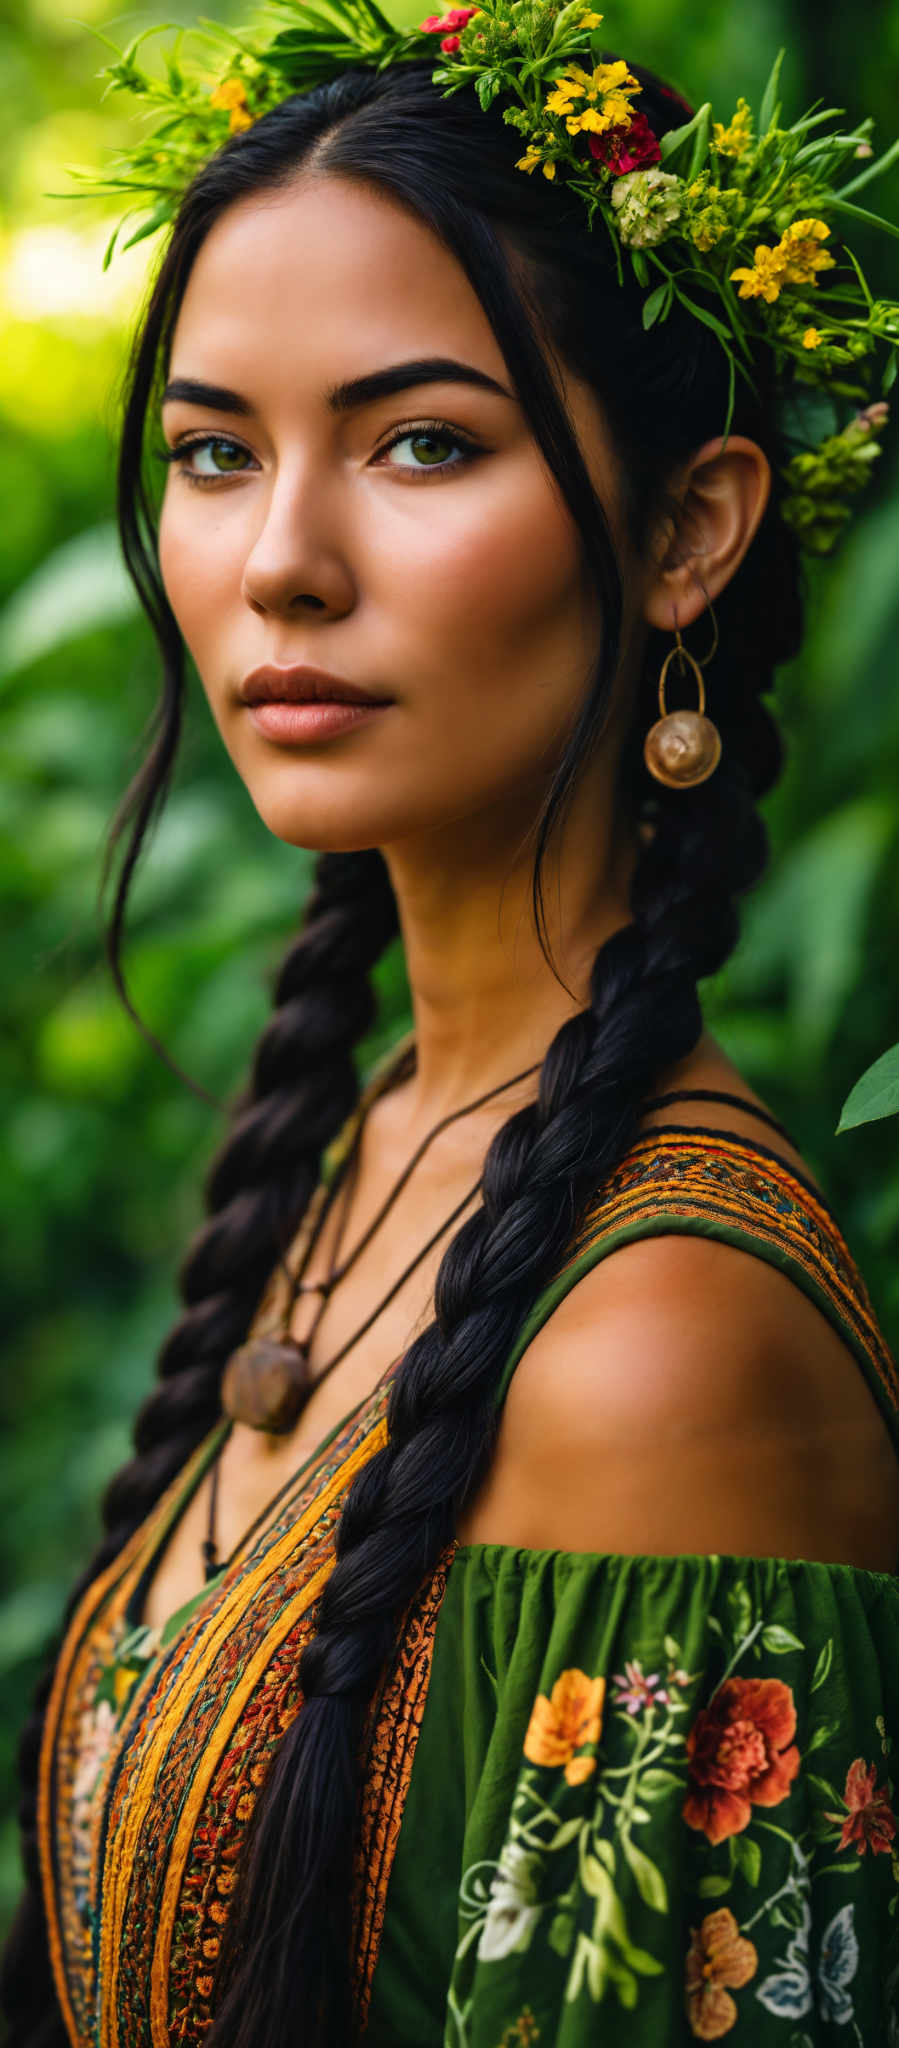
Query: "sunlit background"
2 0 899 1947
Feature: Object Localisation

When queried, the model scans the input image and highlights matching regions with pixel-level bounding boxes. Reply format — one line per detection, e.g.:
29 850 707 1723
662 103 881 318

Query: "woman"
4 13 899 2045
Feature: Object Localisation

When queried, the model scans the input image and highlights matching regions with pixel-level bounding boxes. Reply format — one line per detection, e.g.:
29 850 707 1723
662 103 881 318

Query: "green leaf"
810 1638 834 1693
618 1843 667 1916
837 133 899 200
883 352 898 395
688 104 711 181
550 1817 586 1851
639 1768 683 1800
807 1772 842 1804
698 1874 731 1898
807 1721 840 1756
760 1624 804 1654
837 1042 899 1131
641 283 670 331
659 103 710 167
631 250 649 286
733 1833 761 1887
758 49 785 136
826 196 899 241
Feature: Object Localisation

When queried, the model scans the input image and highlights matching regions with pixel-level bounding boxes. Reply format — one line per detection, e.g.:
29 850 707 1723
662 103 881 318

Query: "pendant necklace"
203 1043 543 1580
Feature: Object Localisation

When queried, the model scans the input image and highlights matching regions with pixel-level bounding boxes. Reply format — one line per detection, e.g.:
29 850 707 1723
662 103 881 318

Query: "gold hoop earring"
643 627 722 790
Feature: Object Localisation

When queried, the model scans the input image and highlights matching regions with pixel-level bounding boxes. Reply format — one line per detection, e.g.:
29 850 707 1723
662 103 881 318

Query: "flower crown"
77 0 899 553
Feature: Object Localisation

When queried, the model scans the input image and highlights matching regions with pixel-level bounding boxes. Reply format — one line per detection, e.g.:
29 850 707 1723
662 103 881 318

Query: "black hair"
2 50 801 2048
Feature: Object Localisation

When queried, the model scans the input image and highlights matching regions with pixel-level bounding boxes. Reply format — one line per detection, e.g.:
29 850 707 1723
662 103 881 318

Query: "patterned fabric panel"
497 1131 899 1440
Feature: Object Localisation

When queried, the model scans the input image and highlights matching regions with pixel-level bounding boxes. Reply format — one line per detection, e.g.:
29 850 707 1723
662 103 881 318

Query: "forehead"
168 173 511 393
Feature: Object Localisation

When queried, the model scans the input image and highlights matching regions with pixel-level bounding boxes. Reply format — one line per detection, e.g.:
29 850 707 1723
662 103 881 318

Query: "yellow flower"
516 146 543 174
802 326 822 349
712 97 753 159
523 1667 605 1785
578 6 603 23
546 58 639 136
210 77 247 109
542 161 556 179
777 217 835 286
210 77 254 132
730 244 787 303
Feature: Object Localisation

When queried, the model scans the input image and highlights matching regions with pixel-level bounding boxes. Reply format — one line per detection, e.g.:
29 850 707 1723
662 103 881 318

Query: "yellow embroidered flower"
523 1667 605 1784
112 1664 138 1707
777 217 835 285
210 77 254 132
802 326 822 349
545 59 639 137
712 97 753 158
730 243 788 303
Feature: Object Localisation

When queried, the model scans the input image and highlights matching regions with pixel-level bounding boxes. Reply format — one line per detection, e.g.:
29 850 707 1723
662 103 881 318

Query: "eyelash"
155 418 482 488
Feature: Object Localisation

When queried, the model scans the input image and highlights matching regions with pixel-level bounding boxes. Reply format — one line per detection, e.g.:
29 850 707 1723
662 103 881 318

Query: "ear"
643 435 772 632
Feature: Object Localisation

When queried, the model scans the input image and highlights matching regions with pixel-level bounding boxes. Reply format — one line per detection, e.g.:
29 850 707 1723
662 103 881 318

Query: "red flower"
683 1677 800 1845
836 1758 897 1856
419 5 479 43
588 112 661 175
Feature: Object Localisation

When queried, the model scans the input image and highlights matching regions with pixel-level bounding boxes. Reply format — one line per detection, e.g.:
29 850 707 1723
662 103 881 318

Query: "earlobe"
644 434 772 633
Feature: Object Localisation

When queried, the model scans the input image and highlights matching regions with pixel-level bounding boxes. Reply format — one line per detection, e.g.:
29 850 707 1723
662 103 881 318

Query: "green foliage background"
1 0 898 1952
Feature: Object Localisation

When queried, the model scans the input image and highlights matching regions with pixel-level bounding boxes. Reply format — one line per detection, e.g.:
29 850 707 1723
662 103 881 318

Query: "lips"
240 665 389 707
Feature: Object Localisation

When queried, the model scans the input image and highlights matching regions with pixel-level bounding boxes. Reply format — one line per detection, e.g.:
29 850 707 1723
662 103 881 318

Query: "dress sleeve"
371 1543 899 2047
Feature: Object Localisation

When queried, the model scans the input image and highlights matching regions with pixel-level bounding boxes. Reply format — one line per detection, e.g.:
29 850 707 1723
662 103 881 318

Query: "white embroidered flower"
611 167 683 247
477 1840 542 1962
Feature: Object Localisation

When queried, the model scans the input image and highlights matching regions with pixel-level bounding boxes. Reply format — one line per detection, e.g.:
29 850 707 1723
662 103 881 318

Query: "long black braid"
3 50 800 2048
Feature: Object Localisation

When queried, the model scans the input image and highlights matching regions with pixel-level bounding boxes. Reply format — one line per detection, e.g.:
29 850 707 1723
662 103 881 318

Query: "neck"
381 762 641 1125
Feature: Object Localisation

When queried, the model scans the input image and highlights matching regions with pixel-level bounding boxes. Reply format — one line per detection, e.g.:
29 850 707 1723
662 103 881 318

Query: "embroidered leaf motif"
816 1904 859 2024
733 1832 762 1887
698 1874 731 1898
810 1638 834 1692
760 1624 805 1654
620 1832 668 1913
756 1965 813 2018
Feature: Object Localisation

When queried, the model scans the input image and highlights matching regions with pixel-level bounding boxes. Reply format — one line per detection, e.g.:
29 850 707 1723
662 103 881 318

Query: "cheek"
158 484 240 665
376 451 600 739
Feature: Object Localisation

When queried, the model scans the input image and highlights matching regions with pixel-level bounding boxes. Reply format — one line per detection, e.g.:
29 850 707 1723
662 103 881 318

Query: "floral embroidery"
611 1658 675 1716
523 1668 605 1785
685 1907 757 2039
824 1757 898 1856
478 1842 543 1961
683 1677 800 1844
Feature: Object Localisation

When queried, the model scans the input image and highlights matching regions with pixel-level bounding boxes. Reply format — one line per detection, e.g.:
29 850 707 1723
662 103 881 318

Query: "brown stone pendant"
220 1334 311 1434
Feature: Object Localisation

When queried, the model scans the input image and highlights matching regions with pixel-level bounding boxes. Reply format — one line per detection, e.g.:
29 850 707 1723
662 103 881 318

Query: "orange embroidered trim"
568 1131 899 1415
37 1427 224 2048
101 1417 388 2048
353 1541 456 2030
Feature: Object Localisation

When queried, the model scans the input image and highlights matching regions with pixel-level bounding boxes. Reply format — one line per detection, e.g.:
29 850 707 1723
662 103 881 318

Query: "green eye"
407 431 455 466
190 438 249 474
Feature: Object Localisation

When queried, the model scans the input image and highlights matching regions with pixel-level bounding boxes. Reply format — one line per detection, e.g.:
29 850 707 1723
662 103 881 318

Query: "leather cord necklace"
204 1044 543 1580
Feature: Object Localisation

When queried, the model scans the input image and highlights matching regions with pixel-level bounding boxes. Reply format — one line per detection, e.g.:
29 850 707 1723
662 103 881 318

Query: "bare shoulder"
457 1042 899 1571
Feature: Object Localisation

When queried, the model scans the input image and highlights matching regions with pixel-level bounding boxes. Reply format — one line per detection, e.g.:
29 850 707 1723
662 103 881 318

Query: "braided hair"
3 52 801 2048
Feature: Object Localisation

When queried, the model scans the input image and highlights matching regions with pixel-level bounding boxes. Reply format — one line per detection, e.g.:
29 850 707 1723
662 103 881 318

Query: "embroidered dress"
38 1100 899 2047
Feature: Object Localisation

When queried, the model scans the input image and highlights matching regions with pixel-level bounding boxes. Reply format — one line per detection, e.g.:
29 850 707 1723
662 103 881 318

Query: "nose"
240 470 356 620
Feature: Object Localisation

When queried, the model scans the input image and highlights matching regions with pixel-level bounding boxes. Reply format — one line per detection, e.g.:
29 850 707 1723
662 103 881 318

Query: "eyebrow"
160 356 514 415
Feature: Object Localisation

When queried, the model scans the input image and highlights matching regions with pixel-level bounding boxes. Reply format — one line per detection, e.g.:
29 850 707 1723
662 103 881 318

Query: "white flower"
611 167 683 248
477 1840 542 1962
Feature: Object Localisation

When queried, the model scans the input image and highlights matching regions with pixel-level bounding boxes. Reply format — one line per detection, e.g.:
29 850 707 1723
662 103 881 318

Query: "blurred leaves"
1 0 898 1956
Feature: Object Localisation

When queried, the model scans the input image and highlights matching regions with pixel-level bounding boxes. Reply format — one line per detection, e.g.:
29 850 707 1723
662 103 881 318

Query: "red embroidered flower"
588 112 661 175
683 1677 800 1845
835 1758 897 1855
419 6 478 49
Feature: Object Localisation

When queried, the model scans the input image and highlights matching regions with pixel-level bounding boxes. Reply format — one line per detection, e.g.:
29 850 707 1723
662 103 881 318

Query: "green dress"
37 1088 899 2048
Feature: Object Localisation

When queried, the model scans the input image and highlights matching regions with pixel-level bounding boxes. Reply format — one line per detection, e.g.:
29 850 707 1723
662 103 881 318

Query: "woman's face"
158 173 631 855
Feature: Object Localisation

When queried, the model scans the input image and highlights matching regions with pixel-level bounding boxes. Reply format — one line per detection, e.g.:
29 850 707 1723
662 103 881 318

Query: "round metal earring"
643 628 722 789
